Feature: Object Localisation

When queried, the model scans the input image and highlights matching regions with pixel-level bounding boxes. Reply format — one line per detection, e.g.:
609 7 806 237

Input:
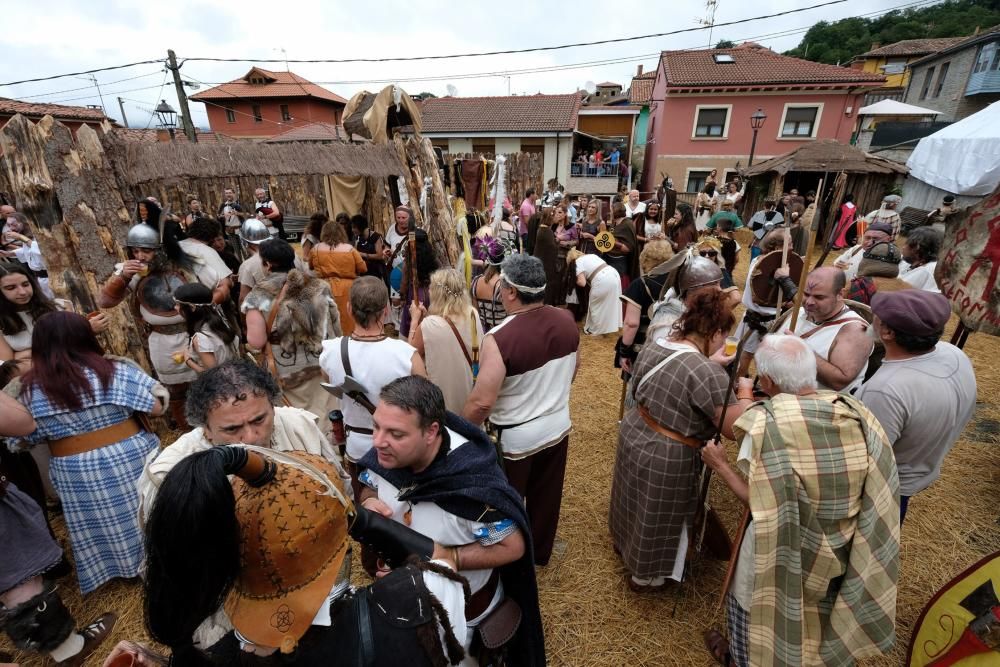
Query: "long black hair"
144 448 241 667
174 283 236 345
0 261 57 334
403 228 439 286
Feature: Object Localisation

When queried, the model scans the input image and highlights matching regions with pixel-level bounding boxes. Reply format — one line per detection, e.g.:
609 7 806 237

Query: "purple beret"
871 290 951 335
868 221 894 235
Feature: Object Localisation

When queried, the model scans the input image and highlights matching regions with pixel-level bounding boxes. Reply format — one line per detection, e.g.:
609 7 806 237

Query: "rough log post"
0 114 151 368
395 135 458 267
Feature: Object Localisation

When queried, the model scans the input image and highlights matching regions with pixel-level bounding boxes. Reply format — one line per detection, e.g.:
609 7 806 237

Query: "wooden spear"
789 177 824 332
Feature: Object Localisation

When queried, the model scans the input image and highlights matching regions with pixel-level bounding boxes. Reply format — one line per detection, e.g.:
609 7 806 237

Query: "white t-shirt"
384 223 408 270
834 246 864 281
319 336 416 461
190 329 236 367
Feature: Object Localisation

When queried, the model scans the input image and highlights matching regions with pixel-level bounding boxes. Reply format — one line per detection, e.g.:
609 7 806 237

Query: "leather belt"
148 323 187 335
637 405 703 449
49 417 142 458
346 424 374 435
466 569 500 621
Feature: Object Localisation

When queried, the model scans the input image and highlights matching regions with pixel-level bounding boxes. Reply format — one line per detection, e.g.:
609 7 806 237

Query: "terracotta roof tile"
191 67 347 105
629 73 656 104
0 97 108 122
660 46 885 88
857 37 969 58
420 94 581 133
596 81 622 87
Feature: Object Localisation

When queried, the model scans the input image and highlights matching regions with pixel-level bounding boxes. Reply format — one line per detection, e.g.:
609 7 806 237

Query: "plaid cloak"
733 391 900 667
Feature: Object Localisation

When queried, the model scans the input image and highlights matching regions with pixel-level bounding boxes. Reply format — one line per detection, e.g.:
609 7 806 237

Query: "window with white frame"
694 107 729 137
781 106 819 137
686 170 712 193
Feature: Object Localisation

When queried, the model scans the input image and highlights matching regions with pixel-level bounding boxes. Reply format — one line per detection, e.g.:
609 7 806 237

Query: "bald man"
781 267 872 394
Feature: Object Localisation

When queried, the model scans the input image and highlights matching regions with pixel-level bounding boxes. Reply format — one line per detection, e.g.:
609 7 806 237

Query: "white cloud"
2 0 910 128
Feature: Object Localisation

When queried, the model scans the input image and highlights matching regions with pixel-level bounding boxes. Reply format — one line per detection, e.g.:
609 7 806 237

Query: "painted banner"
935 187 1000 336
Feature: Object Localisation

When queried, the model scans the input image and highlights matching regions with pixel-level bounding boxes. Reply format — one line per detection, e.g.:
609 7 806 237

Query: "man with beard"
98 198 231 427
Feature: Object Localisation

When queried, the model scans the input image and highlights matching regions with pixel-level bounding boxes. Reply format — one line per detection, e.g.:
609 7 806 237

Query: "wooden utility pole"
117 97 129 127
166 49 197 143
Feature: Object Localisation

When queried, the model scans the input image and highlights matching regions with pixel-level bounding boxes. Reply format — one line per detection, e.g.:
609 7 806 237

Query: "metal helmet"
679 255 722 296
126 223 161 249
239 217 271 245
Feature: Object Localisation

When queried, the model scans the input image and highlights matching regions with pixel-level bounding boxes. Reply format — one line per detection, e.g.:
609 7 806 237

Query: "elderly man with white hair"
624 189 646 219
701 333 900 667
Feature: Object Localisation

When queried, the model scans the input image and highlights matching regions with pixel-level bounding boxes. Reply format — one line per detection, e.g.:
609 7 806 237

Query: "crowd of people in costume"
0 175 978 667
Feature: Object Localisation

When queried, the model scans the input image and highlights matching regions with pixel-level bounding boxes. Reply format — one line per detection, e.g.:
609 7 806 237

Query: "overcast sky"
2 0 924 129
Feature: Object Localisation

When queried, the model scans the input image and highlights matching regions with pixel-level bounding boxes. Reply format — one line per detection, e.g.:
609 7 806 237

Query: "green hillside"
784 0 1000 65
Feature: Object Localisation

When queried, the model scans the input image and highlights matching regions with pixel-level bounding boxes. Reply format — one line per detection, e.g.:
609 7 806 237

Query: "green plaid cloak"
733 391 900 667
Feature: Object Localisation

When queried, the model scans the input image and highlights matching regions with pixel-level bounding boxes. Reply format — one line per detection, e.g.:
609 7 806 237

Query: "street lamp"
748 108 767 168
154 100 177 139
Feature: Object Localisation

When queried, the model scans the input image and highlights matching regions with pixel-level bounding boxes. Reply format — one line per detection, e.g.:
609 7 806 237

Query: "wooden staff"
693 325 756 554
790 177 824 332
408 230 419 307
774 225 791 313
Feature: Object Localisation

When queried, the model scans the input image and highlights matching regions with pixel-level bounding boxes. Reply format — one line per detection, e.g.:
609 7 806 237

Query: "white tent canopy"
858 99 940 116
907 101 1000 197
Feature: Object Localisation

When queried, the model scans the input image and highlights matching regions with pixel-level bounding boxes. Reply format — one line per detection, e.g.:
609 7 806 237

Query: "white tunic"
788 306 871 394
900 261 940 292
833 246 864 281
318 337 416 462
574 254 622 335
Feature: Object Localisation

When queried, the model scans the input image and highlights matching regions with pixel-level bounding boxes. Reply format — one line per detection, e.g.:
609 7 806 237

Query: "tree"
784 0 1000 64
715 39 736 49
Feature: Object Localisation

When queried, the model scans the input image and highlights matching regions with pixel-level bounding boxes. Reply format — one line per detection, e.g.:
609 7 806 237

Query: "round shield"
137 270 189 317
594 230 616 254
750 250 804 307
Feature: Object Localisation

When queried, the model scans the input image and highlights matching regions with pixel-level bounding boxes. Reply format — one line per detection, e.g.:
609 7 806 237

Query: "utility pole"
166 49 197 143
117 97 129 127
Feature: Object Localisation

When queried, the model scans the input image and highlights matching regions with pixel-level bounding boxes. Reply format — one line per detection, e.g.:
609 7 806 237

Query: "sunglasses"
700 250 718 258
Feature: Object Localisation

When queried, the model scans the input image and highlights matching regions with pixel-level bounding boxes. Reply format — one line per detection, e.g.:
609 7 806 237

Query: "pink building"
642 44 885 194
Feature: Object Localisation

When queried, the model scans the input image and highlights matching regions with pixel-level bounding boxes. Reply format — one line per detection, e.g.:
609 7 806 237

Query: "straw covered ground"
4 238 1000 666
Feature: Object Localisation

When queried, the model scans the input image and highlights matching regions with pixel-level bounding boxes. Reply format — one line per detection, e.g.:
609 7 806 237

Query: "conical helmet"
679 255 722 296
126 222 161 249
239 217 271 245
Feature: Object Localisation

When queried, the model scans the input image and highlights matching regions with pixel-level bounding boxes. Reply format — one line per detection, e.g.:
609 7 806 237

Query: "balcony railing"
571 159 626 178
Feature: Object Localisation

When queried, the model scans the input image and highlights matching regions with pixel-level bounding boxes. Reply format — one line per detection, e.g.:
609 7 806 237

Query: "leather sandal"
59 612 117 667
703 628 734 666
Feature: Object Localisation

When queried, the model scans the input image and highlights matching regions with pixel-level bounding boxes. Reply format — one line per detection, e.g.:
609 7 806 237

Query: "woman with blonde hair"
408 268 486 412
310 219 366 335
578 199 605 254
566 248 622 335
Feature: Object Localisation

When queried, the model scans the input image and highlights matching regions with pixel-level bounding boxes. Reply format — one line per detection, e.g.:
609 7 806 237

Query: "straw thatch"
3 244 999 666
109 140 406 185
744 139 908 177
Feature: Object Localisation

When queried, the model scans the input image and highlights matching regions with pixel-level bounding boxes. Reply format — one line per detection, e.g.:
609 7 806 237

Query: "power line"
0 59 166 88
179 0 941 90
144 69 171 129
17 70 165 100
181 0 849 65
46 83 172 105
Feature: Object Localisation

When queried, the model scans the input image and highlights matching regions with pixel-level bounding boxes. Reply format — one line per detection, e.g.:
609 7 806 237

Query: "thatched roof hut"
741 139 907 240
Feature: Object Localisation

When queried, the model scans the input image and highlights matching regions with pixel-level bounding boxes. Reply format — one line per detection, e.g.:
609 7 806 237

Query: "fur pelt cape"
245 269 342 353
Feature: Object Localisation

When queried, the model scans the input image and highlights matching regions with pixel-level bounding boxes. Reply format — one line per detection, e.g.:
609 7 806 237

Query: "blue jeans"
900 495 910 523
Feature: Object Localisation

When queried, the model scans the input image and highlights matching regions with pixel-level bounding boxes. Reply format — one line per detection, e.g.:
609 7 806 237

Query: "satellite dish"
446 84 458 97
585 80 596 94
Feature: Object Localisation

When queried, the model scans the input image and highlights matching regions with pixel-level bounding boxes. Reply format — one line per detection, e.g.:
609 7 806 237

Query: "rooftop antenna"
695 0 719 49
